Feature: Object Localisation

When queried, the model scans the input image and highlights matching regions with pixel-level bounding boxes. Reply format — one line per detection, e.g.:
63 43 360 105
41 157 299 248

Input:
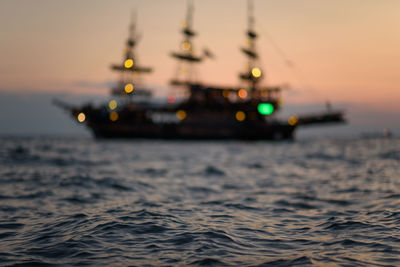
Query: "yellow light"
181 41 191 51
77 112 86 123
180 67 187 74
235 111 246 122
288 115 299 126
108 100 117 110
251 67 262 78
125 83 134 94
222 90 229 98
176 110 187 120
109 111 119 122
124 59 134 68
238 89 248 99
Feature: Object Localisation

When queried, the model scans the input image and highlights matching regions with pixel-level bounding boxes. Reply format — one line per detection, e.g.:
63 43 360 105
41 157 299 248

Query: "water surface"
0 137 399 266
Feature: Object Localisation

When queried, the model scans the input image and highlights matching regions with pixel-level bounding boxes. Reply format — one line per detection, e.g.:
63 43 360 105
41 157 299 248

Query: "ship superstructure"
110 12 152 98
170 0 203 86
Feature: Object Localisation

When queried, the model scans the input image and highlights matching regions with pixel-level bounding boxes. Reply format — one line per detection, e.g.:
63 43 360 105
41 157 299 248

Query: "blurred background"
0 0 399 137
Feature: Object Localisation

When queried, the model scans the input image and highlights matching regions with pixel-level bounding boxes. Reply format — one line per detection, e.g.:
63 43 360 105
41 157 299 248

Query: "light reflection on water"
0 137 399 266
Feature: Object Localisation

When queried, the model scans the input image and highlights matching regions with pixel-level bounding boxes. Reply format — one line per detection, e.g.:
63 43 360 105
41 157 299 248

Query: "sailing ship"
55 0 345 140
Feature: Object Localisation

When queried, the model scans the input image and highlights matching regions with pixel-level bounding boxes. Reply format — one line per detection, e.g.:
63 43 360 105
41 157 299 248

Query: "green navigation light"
257 103 274 115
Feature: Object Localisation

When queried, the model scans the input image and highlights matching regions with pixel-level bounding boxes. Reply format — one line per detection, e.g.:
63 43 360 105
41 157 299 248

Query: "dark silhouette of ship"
55 0 345 140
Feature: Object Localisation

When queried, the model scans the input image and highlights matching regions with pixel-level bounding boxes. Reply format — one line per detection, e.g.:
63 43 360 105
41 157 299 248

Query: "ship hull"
87 121 296 140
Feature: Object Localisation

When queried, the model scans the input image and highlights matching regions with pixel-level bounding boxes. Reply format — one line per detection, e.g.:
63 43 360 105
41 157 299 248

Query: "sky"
0 0 399 136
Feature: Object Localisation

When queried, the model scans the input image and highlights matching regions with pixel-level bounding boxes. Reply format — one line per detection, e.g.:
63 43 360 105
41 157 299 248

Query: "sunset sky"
0 0 399 135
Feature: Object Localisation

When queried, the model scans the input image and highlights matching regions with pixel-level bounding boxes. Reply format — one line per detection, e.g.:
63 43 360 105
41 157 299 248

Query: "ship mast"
111 11 152 97
170 0 203 86
239 0 263 93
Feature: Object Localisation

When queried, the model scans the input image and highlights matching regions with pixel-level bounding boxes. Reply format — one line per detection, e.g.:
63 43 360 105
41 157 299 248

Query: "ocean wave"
1 137 400 266
256 256 313 266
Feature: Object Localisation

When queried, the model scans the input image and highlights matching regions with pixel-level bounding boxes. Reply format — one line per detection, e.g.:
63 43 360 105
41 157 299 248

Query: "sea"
0 136 399 266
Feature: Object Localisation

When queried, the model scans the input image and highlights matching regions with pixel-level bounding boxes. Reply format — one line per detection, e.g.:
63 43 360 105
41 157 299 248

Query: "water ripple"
0 137 399 266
